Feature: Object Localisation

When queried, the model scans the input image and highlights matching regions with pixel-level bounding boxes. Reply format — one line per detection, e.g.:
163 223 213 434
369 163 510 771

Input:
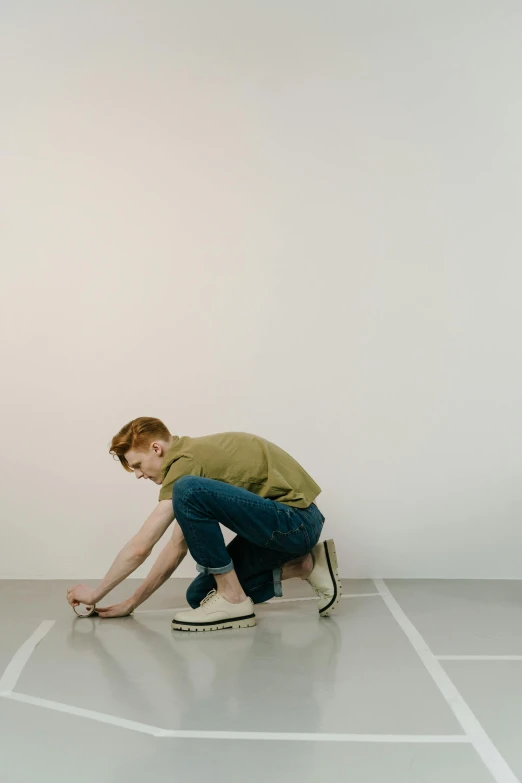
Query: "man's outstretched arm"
96 524 188 617
67 500 176 609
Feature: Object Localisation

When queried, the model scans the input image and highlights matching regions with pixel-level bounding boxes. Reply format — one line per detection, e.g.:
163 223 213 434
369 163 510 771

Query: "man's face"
125 443 165 484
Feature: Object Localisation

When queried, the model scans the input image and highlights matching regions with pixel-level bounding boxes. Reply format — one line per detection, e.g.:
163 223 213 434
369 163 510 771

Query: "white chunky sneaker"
172 590 256 632
306 539 342 616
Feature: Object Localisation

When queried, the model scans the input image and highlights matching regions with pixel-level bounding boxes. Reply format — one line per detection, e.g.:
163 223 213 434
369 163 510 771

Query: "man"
67 417 341 631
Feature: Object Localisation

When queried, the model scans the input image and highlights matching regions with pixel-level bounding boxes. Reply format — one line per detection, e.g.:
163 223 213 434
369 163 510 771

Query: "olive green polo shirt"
159 431 321 508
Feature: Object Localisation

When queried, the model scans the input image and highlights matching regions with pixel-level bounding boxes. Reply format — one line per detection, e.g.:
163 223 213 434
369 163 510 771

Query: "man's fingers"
96 607 131 619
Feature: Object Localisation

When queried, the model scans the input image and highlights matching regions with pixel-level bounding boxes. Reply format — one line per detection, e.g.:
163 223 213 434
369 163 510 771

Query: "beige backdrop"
2 1 522 579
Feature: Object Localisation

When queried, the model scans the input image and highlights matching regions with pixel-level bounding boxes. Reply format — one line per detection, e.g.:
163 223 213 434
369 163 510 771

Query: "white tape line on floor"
136 593 379 614
3 692 164 736
374 579 520 783
437 655 522 661
267 594 379 603
0 621 55 695
0 692 471 743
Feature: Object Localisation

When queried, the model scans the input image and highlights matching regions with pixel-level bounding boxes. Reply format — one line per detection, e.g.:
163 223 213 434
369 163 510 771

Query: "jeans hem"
196 560 234 576
273 566 283 597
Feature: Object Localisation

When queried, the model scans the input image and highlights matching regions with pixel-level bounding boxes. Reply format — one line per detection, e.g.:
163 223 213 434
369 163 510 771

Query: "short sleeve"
158 457 203 502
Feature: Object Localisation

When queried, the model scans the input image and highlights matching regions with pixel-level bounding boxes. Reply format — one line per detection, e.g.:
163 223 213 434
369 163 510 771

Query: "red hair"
109 416 171 472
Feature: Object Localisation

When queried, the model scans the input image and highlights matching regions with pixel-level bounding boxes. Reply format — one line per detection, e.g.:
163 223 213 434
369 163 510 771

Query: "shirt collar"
160 435 181 479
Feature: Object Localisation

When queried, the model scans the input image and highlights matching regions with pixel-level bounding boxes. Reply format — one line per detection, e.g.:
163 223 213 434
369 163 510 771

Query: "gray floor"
1 578 522 782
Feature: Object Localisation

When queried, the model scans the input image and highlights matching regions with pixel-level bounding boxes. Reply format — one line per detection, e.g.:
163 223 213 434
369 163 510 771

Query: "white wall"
2 1 522 581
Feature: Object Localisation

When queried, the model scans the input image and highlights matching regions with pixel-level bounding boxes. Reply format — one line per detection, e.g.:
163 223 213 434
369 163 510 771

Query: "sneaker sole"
319 539 342 617
171 614 257 632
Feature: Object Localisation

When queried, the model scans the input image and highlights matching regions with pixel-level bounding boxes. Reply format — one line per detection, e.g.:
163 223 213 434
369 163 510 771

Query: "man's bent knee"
186 585 201 609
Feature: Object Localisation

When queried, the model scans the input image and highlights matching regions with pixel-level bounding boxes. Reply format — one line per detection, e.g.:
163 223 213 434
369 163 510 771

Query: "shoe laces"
309 583 326 598
200 589 218 607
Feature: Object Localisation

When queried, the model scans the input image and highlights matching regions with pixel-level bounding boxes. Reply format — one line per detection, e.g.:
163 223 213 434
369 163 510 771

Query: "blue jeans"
172 476 325 608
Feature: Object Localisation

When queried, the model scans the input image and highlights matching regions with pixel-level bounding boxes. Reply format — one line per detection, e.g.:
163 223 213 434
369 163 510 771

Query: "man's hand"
95 600 135 619
67 584 96 608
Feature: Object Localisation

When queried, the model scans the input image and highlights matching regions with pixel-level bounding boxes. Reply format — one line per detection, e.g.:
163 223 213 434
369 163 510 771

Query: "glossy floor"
1 578 521 782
